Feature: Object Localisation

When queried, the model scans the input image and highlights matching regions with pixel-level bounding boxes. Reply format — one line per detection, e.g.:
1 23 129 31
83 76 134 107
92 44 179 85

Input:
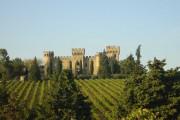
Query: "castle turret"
42 46 120 77
43 51 54 77
71 48 85 75
105 45 120 61
93 52 101 75
72 48 85 56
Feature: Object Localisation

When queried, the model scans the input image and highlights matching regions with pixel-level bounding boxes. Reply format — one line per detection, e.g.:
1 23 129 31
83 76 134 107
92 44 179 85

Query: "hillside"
76 79 124 120
2 79 124 120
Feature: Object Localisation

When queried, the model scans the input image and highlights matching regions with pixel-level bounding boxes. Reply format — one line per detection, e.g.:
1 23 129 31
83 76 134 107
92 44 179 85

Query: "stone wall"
43 45 120 76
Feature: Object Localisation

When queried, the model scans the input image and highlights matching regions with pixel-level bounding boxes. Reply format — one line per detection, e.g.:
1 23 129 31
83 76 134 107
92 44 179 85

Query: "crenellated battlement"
59 56 72 60
43 45 120 76
106 46 120 53
43 51 54 57
72 48 85 56
105 45 120 61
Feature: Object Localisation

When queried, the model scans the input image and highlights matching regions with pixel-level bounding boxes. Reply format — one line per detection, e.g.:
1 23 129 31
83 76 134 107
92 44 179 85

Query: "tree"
136 58 166 109
117 58 180 120
0 93 28 120
98 51 110 78
47 59 53 79
51 70 91 120
0 49 14 80
0 49 9 63
109 57 120 74
118 45 145 77
119 54 136 75
0 49 9 107
134 45 145 75
162 67 180 119
136 45 141 66
28 57 41 81
12 58 25 79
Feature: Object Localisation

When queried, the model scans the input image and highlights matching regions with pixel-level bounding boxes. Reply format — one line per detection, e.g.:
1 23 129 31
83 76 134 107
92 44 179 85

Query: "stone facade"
43 46 120 76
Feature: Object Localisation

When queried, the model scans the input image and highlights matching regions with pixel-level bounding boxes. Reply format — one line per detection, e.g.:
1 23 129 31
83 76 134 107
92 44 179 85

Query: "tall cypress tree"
98 51 110 78
134 45 145 75
29 57 41 81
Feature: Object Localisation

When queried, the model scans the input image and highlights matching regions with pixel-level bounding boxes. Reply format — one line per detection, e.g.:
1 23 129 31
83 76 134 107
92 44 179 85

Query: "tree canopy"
28 57 41 81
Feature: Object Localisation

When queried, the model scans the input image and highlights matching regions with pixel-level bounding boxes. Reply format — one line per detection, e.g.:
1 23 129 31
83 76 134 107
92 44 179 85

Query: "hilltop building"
43 46 120 76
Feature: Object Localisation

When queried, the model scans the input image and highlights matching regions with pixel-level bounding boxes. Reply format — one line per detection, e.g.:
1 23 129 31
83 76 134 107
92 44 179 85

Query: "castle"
43 46 120 76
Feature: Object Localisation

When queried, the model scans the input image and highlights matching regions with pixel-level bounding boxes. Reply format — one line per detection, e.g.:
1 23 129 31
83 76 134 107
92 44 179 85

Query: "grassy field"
3 79 124 120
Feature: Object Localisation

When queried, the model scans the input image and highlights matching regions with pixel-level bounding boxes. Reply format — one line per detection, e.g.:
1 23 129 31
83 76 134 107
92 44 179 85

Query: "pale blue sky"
0 0 180 68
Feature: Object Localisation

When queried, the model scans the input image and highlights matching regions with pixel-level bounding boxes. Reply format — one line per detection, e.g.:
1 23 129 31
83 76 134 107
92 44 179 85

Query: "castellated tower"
43 51 54 77
71 48 85 75
42 45 120 77
105 46 120 61
72 48 85 56
93 52 101 75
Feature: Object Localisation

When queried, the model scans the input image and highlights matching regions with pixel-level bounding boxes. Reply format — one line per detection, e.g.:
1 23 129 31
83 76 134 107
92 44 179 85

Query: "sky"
0 0 180 68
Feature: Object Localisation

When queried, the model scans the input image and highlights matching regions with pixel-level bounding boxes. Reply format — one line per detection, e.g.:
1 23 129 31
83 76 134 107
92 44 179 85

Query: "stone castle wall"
43 46 120 76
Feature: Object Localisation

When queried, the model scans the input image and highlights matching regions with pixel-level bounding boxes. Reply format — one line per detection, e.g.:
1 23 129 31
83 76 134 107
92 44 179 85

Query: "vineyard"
5 80 52 108
3 79 124 120
76 80 124 120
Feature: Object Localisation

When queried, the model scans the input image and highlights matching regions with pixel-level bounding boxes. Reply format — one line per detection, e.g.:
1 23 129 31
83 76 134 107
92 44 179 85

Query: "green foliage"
47 58 53 79
136 58 166 108
109 57 120 74
124 108 156 120
0 49 26 80
56 57 62 74
63 69 74 81
119 45 145 77
0 83 9 107
119 54 136 75
50 70 91 120
28 57 41 81
98 51 111 78
0 80 54 120
0 49 9 63
0 96 28 120
134 45 146 75
117 58 180 120
52 57 62 80
11 58 25 79
0 55 9 107
0 80 29 120
0 49 14 80
135 45 141 66
77 79 124 120
27 105 52 120
1 47 180 120
76 74 91 80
